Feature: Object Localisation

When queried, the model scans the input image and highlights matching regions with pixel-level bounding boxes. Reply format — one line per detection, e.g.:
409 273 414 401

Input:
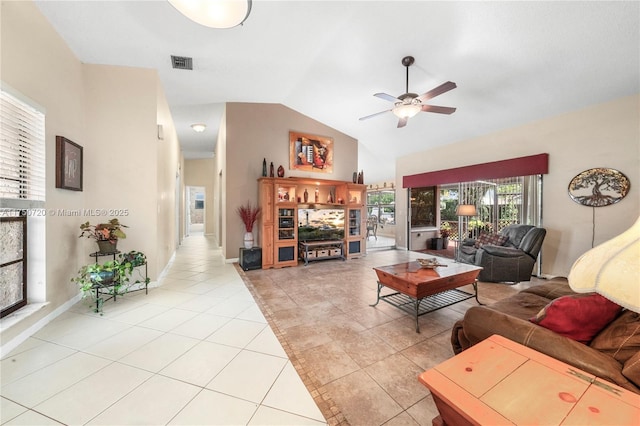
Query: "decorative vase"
270 162 274 177
262 158 267 177
97 240 117 254
277 165 285 177
353 172 358 183
303 189 308 203
243 232 254 249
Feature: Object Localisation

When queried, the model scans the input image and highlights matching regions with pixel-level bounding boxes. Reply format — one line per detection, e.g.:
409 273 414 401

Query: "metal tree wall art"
568 168 630 207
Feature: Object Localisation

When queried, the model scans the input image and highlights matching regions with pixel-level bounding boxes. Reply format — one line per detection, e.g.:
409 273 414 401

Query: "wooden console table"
419 334 640 425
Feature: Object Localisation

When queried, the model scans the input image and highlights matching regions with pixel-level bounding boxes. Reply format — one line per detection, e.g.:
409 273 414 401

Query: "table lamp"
568 215 640 312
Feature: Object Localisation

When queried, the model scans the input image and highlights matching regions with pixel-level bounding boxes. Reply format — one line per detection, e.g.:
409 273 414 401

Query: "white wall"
396 94 640 276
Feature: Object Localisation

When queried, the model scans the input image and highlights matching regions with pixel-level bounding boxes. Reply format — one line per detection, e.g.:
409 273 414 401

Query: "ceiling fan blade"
374 93 400 103
417 81 457 102
421 105 457 115
359 109 391 121
397 117 408 128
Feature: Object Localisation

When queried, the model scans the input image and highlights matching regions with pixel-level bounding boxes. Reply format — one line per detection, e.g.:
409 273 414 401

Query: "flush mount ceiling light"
191 123 206 133
168 0 252 29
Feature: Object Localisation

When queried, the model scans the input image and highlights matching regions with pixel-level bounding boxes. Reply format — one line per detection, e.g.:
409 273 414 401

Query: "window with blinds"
1 86 45 318
1 88 46 208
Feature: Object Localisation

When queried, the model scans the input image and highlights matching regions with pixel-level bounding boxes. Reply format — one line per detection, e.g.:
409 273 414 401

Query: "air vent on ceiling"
171 55 193 70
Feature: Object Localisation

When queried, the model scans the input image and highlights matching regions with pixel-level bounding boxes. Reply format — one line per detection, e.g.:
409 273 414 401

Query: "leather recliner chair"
458 224 546 283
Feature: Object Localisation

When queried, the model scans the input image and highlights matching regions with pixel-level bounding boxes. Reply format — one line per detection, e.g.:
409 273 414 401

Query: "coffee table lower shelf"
371 285 478 333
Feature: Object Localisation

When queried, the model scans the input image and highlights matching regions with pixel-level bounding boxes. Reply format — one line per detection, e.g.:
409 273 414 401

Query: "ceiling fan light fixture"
393 103 421 119
191 123 207 133
168 0 252 29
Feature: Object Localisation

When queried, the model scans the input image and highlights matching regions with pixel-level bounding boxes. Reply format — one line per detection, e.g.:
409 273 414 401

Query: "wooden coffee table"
371 259 482 332
419 334 640 425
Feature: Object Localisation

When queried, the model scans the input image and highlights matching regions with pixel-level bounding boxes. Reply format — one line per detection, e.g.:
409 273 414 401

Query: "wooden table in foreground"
372 259 482 332
419 334 640 425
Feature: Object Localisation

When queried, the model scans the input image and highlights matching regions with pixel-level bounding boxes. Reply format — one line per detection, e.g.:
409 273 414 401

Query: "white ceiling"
35 1 640 183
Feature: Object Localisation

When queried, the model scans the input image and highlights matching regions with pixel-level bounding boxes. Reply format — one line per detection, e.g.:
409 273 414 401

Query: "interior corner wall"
223 103 359 260
1 1 177 348
184 158 215 236
396 94 640 277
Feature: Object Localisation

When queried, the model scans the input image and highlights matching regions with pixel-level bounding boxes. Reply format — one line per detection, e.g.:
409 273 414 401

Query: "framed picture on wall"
289 131 333 174
55 136 83 191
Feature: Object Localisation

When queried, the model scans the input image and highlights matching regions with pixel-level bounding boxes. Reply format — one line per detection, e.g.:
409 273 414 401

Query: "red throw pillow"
530 293 622 344
474 232 509 248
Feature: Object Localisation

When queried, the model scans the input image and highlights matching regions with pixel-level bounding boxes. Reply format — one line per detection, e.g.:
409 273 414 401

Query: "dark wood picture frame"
55 136 83 191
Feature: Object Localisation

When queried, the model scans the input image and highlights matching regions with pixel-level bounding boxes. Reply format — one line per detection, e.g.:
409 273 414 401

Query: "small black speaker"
239 247 262 271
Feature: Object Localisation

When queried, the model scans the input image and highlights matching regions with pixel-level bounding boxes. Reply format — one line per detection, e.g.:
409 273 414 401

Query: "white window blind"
0 88 45 208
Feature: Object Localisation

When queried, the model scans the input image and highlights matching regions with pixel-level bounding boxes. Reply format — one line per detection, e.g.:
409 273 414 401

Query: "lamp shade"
169 0 252 29
568 216 640 313
455 204 477 217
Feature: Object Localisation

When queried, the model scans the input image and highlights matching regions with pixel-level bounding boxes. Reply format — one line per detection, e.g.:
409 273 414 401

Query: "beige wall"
1 1 86 344
82 64 159 277
156 80 183 269
396 94 640 277
184 158 215 235
1 1 180 348
223 103 359 259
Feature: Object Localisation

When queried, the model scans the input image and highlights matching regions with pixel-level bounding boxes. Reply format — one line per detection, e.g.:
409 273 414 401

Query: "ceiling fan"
359 56 457 128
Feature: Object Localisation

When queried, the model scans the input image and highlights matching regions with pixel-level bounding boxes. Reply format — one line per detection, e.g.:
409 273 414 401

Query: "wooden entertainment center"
258 177 366 269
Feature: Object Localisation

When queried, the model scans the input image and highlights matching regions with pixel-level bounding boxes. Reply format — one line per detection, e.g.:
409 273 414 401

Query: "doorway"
187 186 205 235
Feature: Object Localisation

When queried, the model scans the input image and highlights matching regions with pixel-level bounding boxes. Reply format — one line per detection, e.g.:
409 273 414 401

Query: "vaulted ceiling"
35 1 640 183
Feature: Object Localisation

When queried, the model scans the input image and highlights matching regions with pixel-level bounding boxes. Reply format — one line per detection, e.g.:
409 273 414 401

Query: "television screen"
298 208 345 241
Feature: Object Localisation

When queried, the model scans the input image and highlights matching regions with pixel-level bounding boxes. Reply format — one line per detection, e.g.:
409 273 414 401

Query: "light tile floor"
1 236 326 425
2 235 539 426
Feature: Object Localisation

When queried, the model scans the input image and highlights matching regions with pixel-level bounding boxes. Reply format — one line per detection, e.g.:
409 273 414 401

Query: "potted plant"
440 222 452 248
237 201 261 248
79 218 127 253
71 250 149 313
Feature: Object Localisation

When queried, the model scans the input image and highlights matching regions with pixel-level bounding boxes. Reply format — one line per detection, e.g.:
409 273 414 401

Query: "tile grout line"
235 264 349 426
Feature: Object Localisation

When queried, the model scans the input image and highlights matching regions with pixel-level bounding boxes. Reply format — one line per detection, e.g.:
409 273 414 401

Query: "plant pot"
243 232 254 249
89 270 116 285
97 239 118 254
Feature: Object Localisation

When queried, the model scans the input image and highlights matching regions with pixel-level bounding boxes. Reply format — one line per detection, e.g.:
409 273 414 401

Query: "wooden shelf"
259 177 366 269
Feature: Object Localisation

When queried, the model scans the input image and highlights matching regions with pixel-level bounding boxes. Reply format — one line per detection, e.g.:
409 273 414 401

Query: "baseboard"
0 293 81 358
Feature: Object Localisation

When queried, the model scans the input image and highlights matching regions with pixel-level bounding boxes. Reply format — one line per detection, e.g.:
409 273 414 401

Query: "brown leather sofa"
451 277 640 394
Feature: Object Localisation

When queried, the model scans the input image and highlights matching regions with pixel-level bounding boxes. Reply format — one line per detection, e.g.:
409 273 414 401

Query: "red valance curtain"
402 153 549 188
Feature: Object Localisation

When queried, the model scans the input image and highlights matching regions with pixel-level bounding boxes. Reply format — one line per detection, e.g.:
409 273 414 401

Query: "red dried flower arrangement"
237 201 261 232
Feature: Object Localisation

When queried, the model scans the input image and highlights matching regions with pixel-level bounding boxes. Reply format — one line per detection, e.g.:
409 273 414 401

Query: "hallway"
1 235 325 425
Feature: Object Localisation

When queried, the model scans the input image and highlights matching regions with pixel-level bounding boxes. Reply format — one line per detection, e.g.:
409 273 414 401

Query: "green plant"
440 222 452 238
71 251 149 313
79 218 128 242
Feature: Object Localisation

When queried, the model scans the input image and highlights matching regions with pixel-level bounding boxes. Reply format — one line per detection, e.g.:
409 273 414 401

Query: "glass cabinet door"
277 208 296 240
348 209 361 237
